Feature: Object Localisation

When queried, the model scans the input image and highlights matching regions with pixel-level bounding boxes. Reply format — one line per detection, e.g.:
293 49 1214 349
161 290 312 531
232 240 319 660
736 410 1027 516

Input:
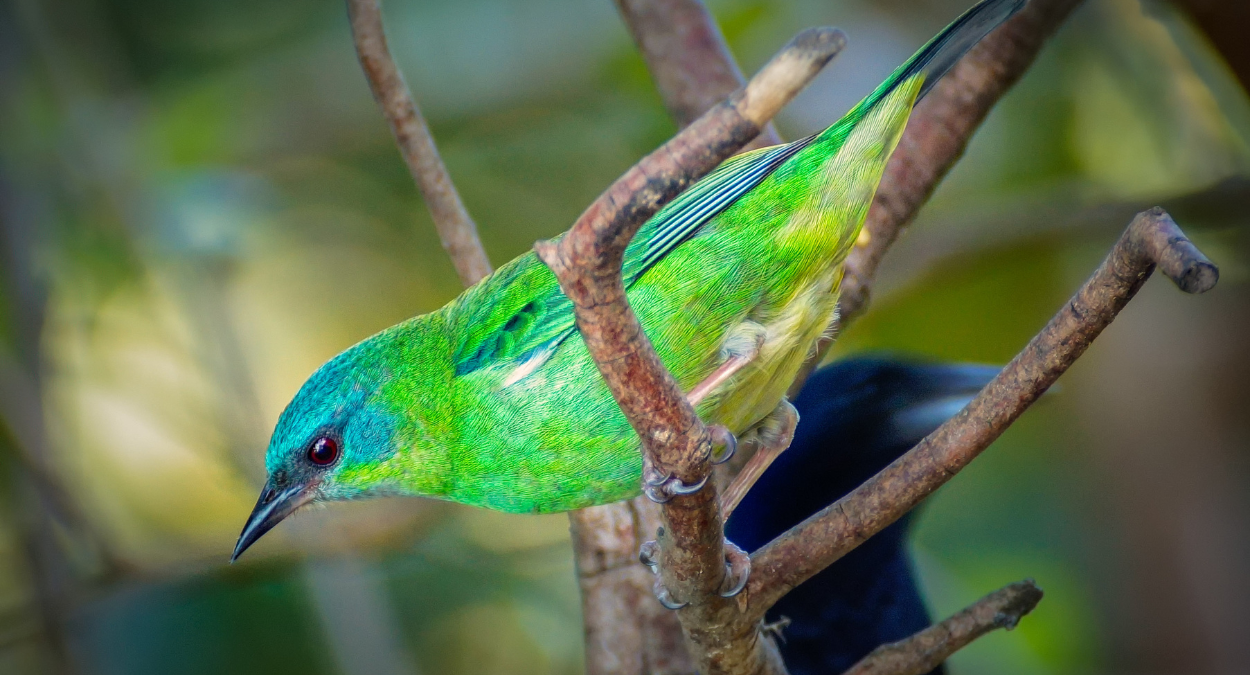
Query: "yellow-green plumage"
241 0 1024 544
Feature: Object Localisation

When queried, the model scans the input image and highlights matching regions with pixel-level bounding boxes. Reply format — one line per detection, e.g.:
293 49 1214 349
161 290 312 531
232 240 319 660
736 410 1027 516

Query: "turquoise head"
231 340 403 561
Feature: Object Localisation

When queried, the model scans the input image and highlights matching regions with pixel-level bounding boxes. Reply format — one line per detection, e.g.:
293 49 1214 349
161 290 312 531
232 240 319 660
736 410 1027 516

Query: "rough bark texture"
842 580 1044 675
347 0 492 286
613 0 783 149
747 208 1218 617
573 499 695 675
537 26 846 675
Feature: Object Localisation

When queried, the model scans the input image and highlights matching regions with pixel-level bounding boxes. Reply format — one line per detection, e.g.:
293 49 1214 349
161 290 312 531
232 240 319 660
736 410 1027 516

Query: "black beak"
231 478 316 562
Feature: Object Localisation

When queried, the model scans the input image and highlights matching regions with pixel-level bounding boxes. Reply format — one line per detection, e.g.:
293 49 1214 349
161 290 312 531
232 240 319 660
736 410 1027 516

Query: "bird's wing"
620 137 812 283
452 138 810 381
450 252 572 377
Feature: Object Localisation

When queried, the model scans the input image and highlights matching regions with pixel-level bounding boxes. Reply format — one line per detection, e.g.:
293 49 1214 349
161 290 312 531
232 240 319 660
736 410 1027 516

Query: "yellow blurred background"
1 0 1248 673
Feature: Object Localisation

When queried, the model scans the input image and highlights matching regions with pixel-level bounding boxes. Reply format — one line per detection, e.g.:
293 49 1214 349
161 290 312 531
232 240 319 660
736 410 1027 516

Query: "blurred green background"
1 0 1248 673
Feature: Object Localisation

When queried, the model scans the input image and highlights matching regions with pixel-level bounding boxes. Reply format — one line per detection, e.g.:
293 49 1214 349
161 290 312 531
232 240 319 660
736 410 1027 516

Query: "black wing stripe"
631 135 814 281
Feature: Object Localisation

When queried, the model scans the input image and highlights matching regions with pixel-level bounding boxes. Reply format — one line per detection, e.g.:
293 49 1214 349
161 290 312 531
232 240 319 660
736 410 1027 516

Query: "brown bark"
573 499 695 675
842 580 1044 675
537 26 846 675
346 0 493 287
746 208 1218 617
613 0 782 150
790 0 1086 396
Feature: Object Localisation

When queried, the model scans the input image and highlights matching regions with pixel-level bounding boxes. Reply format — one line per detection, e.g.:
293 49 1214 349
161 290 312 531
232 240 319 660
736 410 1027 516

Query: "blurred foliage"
1 0 1248 673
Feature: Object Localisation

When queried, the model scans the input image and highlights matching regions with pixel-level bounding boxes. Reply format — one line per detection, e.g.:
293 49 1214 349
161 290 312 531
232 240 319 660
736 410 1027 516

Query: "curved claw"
718 541 751 598
643 463 670 488
708 425 737 465
638 540 659 570
668 472 709 496
719 567 749 598
643 482 674 503
653 580 689 610
643 471 709 502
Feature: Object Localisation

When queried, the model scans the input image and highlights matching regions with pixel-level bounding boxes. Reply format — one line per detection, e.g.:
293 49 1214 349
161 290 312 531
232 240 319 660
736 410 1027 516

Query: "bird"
233 0 1026 561
726 356 1000 675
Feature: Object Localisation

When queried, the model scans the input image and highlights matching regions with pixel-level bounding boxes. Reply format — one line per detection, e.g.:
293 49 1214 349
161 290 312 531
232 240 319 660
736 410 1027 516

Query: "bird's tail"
817 0 1025 144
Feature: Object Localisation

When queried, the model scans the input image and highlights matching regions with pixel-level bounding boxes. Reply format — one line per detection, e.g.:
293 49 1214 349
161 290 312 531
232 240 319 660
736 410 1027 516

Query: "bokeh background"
1 0 1248 673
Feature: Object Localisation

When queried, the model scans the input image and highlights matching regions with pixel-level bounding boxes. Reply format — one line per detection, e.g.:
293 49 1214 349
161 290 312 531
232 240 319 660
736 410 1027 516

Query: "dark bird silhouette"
726 356 999 675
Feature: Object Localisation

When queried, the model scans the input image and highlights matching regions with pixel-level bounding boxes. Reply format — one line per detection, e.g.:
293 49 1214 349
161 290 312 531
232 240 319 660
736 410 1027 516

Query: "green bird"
233 0 1024 561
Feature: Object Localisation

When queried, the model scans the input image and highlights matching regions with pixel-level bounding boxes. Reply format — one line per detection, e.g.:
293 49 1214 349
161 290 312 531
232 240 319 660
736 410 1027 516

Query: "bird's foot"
642 456 709 504
639 535 689 609
638 536 750 607
719 399 799 519
718 540 751 597
653 578 689 610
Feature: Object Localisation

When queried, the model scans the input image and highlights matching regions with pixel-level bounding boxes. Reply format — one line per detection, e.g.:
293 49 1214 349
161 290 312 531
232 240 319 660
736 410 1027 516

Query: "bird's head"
231 342 403 561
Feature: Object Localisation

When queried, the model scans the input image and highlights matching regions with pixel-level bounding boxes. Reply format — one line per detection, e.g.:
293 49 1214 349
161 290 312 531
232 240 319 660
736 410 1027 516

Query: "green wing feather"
451 0 1025 380
450 140 812 377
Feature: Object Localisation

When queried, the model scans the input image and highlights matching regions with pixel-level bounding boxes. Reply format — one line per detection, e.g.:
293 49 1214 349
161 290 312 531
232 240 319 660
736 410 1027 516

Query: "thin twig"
842 580 1044 675
747 208 1218 617
346 0 492 287
537 27 846 675
789 0 1085 395
613 0 782 149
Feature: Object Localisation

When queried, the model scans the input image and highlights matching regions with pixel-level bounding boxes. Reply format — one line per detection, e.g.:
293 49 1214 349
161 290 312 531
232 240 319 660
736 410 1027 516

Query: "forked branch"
536 26 846 675
842 580 1044 675
347 0 492 286
747 208 1218 616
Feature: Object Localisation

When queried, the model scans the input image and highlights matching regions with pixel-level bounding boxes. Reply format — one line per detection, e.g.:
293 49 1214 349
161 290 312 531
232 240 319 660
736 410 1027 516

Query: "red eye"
308 436 340 466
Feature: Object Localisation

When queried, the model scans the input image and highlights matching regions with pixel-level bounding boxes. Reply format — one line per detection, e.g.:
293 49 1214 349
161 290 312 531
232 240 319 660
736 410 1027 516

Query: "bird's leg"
639 532 689 609
639 323 777 603
686 321 767 407
719 399 799 520
706 402 799 602
707 424 737 465
644 323 763 503
641 400 794 604
678 322 765 475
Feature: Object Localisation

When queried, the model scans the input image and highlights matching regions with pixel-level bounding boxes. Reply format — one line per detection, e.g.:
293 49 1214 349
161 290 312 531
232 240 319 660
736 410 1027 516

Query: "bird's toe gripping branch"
639 536 753 608
640 324 760 503
642 425 737 503
642 460 710 504
719 540 751 598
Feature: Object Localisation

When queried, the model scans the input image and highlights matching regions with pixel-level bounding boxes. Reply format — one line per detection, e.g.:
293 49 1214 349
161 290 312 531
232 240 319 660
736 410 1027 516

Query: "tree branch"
536 27 845 675
571 498 695 675
346 0 492 287
790 0 1085 395
747 208 1217 617
842 580 1044 675
613 0 782 149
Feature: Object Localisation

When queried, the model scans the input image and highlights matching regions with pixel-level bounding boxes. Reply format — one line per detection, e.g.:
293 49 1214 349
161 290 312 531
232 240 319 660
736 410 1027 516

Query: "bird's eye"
307 436 340 466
